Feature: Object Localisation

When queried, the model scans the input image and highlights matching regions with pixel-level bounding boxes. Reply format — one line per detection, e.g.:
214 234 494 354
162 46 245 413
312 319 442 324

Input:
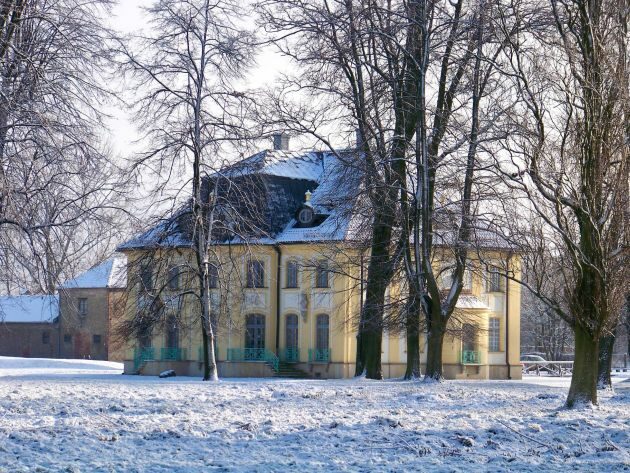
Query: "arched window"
286 314 299 349
165 315 179 349
245 314 266 350
316 314 329 350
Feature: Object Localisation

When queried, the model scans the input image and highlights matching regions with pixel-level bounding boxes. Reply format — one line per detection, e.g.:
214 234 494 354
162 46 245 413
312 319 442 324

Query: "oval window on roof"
298 207 314 225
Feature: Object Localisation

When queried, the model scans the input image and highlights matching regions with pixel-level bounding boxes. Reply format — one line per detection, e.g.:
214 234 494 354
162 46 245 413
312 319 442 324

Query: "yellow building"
116 141 522 380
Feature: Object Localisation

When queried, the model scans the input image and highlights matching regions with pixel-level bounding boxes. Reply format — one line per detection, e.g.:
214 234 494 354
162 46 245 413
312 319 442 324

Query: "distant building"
0 255 127 360
0 295 59 358
117 140 522 379
58 256 127 361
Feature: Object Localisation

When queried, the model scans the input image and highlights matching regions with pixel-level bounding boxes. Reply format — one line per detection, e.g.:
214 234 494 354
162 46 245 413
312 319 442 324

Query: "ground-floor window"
245 314 265 350
166 316 179 348
286 314 298 349
316 314 329 350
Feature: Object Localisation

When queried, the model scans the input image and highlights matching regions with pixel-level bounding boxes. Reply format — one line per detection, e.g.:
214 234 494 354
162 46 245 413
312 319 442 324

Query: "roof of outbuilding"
0 295 58 323
59 255 127 289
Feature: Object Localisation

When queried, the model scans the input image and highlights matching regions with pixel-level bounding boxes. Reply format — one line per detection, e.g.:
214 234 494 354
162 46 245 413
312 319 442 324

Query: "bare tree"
116 0 255 381
0 0 127 295
499 0 629 406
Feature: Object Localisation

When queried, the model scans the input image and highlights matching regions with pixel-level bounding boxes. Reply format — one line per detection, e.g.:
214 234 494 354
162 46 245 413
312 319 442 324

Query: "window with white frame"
463 269 473 291
286 260 298 288
247 260 265 288
315 260 330 288
489 317 500 351
488 267 503 292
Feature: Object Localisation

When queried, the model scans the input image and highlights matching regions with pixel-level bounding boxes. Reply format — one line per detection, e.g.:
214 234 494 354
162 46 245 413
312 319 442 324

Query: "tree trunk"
597 327 616 390
354 218 391 379
566 324 599 407
199 262 218 381
424 316 445 381
404 291 421 379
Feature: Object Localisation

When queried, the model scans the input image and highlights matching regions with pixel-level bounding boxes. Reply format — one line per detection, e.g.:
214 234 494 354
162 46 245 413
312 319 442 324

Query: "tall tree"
259 0 424 379
501 0 629 406
0 0 125 295
116 0 255 381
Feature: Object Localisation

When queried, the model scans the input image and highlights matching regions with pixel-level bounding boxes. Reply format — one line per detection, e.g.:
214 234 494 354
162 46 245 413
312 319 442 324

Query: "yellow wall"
118 245 522 378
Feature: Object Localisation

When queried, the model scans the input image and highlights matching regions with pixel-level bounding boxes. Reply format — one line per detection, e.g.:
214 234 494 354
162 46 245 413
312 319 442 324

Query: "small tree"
116 0 255 380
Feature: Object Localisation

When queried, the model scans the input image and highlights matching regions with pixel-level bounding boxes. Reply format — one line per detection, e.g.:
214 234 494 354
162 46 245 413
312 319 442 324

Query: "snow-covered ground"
0 357 628 472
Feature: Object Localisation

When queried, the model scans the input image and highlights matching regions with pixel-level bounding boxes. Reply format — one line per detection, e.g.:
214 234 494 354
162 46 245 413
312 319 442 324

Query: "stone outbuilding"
58 256 127 361
0 295 59 358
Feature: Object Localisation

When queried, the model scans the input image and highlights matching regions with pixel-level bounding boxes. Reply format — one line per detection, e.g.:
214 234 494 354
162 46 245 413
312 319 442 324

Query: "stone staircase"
273 362 310 379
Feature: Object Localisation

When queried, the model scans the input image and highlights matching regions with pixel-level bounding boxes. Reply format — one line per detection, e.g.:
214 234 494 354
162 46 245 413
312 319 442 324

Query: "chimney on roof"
273 133 290 151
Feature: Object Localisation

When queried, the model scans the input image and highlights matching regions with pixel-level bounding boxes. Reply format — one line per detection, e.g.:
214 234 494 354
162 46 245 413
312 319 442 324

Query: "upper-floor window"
315 260 330 288
140 264 153 291
489 318 500 351
208 263 219 289
78 298 88 317
247 260 265 288
462 269 473 292
286 260 298 288
168 266 180 290
488 267 504 292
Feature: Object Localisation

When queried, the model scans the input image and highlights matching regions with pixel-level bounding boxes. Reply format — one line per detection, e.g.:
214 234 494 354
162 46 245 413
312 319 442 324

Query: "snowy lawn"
0 358 629 472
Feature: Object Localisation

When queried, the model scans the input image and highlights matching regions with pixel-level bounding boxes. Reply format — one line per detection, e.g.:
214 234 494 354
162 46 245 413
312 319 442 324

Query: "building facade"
0 256 126 361
0 295 59 358
117 144 522 379
58 256 127 361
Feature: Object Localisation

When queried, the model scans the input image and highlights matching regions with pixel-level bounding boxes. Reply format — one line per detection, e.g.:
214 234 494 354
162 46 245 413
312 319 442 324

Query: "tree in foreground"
0 0 124 295
501 0 628 406
116 0 255 381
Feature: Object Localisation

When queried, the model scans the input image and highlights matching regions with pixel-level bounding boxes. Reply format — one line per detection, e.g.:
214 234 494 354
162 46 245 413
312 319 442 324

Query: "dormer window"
298 207 314 225
294 189 327 228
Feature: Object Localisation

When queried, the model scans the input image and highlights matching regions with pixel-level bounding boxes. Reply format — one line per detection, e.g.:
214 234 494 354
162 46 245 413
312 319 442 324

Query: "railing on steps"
460 350 481 364
282 347 300 363
133 347 155 372
226 348 279 372
308 348 331 363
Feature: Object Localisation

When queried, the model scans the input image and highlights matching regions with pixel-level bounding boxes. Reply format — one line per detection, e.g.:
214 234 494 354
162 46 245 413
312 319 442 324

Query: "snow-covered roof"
455 295 489 310
0 295 58 323
59 255 127 289
119 149 361 250
219 150 324 181
118 146 511 252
